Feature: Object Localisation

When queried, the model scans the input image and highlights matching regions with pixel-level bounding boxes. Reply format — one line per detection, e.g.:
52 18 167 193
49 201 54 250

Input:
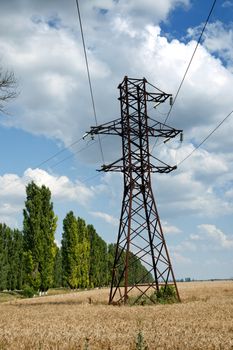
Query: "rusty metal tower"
86 77 182 304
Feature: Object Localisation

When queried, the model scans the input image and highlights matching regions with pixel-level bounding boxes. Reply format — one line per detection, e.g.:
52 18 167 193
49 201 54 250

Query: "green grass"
0 291 23 303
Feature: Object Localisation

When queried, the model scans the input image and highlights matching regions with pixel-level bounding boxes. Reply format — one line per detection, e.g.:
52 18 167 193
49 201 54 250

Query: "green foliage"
0 183 156 294
129 285 178 305
22 285 36 298
155 284 177 304
22 250 41 290
83 337 90 350
61 213 91 289
0 223 23 291
135 330 148 350
61 211 79 288
88 225 108 288
107 244 153 287
77 217 90 288
53 245 62 288
23 182 57 291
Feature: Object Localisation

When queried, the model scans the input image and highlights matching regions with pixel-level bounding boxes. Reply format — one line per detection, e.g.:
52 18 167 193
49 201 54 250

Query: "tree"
0 223 10 290
76 217 90 288
0 224 23 291
23 182 57 291
107 244 153 287
8 229 24 290
53 245 63 288
0 67 17 113
61 211 79 288
62 213 91 289
88 224 108 287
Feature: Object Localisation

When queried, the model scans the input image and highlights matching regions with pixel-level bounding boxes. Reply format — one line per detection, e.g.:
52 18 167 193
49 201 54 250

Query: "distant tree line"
0 182 152 292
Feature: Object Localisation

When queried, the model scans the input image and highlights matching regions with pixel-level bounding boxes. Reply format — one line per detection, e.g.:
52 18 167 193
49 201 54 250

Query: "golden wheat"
0 281 232 349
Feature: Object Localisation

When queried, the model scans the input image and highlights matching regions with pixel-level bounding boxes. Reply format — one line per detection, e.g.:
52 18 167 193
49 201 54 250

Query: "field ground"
0 281 233 349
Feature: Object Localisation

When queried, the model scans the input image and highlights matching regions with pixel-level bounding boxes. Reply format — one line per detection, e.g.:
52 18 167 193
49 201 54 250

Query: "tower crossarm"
97 157 177 174
147 118 182 138
85 117 122 137
86 118 182 139
118 77 172 108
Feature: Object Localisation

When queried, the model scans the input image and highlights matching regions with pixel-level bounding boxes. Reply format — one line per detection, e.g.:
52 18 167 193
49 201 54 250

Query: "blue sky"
0 0 233 280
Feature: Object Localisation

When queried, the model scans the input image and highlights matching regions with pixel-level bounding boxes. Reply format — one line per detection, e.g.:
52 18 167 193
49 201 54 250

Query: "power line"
151 0 217 151
81 172 102 184
34 133 108 172
164 0 217 125
75 0 105 164
46 134 108 170
178 108 233 166
34 137 83 169
49 140 96 169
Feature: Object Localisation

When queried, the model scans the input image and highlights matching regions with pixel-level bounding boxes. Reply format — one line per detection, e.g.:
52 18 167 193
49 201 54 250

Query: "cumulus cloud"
24 168 94 204
171 251 192 264
198 224 233 249
162 221 182 234
222 1 233 8
187 20 233 71
90 210 119 226
1 0 233 162
0 168 96 227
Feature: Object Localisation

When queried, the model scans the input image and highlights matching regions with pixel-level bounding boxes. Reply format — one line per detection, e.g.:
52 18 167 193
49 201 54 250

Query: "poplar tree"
23 182 57 291
88 224 108 287
8 229 23 290
0 224 23 291
77 217 90 288
61 211 79 288
0 223 10 290
53 245 62 288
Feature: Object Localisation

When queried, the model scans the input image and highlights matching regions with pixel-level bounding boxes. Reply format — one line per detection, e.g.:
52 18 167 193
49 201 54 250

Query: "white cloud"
1 0 233 158
222 1 233 8
171 252 192 264
198 224 233 249
112 0 190 25
90 211 118 226
0 168 96 227
172 240 197 253
190 234 202 241
162 221 182 234
187 21 233 71
24 168 94 204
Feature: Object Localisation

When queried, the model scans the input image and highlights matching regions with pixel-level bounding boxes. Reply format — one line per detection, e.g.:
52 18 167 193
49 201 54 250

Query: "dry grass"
0 281 233 349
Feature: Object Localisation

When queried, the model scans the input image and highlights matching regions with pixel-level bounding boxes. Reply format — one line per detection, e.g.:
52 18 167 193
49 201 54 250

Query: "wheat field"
0 281 233 349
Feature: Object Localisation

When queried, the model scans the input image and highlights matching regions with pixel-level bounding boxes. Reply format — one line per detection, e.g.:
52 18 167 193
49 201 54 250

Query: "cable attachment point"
180 132 183 142
164 137 171 144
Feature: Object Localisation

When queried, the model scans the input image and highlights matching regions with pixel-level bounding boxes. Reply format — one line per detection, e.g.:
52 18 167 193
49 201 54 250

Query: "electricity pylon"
86 77 182 304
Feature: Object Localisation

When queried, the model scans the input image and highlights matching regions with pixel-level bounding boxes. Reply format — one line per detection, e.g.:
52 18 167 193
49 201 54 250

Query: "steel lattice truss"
86 77 182 304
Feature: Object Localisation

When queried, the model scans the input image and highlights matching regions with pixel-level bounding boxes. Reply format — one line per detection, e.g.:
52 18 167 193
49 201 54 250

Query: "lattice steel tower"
86 77 182 304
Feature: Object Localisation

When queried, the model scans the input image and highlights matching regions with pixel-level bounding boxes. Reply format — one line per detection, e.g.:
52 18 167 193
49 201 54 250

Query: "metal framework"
86 77 182 304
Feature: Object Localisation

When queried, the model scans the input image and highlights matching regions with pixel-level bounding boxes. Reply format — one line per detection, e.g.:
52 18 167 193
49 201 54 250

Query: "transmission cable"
48 134 107 170
165 0 217 124
152 0 217 151
34 137 84 168
48 140 96 169
75 0 105 164
178 108 233 166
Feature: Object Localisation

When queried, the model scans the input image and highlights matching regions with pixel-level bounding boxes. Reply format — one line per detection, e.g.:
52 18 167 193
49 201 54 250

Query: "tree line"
0 182 152 293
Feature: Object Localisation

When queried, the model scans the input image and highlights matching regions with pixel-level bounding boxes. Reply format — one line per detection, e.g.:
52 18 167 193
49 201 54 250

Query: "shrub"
128 285 178 305
155 285 177 303
22 285 36 298
135 330 148 350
